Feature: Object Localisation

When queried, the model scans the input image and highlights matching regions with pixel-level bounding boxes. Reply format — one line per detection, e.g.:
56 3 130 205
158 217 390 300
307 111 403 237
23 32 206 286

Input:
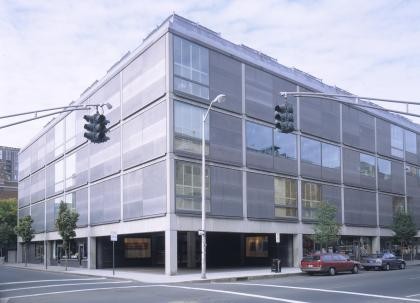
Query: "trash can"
271 258 281 273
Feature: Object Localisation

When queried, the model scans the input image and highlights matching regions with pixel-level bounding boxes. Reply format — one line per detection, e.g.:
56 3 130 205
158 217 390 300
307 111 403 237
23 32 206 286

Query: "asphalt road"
1 265 420 302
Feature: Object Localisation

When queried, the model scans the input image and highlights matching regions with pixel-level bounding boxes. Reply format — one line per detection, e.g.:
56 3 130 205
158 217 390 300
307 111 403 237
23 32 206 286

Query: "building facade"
18 15 420 273
0 146 19 199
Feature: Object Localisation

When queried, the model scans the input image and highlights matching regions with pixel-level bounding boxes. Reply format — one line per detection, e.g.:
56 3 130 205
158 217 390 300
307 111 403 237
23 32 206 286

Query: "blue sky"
1 0 420 148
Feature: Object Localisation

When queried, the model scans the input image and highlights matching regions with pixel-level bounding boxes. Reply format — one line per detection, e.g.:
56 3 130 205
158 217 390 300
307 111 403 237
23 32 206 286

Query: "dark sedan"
361 252 406 271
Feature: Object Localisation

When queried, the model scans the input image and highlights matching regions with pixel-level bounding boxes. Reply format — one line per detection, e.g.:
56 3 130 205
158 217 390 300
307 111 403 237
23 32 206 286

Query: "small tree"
14 216 35 266
0 198 17 259
55 201 79 270
312 201 341 252
391 210 417 260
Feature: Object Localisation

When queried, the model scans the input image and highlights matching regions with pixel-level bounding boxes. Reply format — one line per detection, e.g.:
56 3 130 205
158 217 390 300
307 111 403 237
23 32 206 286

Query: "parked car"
300 253 360 276
361 252 406 271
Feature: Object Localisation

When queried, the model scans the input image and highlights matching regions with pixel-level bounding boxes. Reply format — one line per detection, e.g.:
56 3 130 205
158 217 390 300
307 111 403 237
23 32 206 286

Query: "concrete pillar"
17 242 22 263
165 230 177 275
293 233 303 268
372 236 380 254
88 237 96 269
186 231 196 268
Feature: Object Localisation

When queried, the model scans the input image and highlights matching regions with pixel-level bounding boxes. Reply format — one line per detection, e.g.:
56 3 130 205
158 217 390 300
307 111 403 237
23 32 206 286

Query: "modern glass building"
18 14 420 273
0 146 19 199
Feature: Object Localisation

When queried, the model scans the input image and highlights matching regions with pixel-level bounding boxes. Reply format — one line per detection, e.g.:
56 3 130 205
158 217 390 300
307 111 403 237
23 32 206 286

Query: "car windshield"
302 255 320 261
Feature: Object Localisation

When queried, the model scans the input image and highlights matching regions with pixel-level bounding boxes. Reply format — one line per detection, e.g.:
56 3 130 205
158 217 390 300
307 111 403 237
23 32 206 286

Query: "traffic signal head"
274 103 294 133
83 113 110 143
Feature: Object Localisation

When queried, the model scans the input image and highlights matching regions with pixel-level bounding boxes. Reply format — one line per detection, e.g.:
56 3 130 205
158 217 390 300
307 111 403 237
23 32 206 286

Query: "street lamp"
200 94 226 279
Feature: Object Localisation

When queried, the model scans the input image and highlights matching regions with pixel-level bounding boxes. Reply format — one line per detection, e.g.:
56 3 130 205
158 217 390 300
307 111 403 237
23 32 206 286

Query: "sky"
1 0 420 149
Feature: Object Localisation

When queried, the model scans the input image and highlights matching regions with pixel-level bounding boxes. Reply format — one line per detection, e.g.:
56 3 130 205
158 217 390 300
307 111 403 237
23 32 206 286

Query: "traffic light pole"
280 92 420 119
0 103 112 130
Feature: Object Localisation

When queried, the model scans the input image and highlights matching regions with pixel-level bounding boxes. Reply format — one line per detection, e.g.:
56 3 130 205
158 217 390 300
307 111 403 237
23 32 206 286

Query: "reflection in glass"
301 137 321 165
322 143 340 169
391 125 404 158
360 153 375 177
378 158 391 181
246 122 273 155
302 181 322 220
274 177 297 218
405 130 417 154
274 132 296 160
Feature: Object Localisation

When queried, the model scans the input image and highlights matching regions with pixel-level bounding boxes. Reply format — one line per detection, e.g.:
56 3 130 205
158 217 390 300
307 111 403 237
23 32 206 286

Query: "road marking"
0 280 132 292
160 285 309 303
1 285 160 302
219 282 420 302
407 294 420 298
0 278 107 286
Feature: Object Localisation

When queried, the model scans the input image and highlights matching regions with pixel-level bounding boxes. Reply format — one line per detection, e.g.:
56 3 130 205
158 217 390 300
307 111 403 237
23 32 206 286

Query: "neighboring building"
0 146 19 199
18 14 420 273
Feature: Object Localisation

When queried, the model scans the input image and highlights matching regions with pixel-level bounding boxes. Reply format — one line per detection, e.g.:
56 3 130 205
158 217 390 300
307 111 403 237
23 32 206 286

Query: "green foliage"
312 201 341 250
55 201 79 252
14 216 34 244
0 198 17 253
391 210 417 246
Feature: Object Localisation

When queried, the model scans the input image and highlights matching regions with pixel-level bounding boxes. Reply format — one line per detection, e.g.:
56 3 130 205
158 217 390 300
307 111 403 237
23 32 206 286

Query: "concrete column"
372 236 380 254
17 242 22 263
186 231 196 268
293 233 303 267
88 236 96 269
165 229 177 275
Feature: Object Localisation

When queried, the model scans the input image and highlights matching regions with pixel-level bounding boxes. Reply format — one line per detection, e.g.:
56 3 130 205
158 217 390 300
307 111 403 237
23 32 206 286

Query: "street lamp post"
201 94 226 279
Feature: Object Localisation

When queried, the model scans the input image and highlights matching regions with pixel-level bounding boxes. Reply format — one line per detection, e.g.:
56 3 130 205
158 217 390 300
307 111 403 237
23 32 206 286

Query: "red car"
300 253 360 276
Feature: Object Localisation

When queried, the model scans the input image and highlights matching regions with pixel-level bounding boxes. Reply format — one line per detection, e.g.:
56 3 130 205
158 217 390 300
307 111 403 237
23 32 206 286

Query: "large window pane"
360 153 375 177
31 202 45 233
378 158 391 180
175 161 209 212
46 197 63 232
46 160 64 198
174 101 208 155
274 177 297 218
302 181 321 220
274 132 296 160
19 148 31 180
18 177 31 208
45 120 65 163
65 188 88 227
30 136 46 173
174 36 209 99
405 130 417 154
301 137 321 165
30 169 45 203
391 125 404 158
246 122 273 155
322 143 340 169
90 177 121 225
65 145 88 190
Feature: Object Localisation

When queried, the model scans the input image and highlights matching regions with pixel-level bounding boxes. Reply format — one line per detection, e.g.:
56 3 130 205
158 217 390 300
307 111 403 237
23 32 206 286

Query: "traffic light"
274 103 294 133
83 113 110 143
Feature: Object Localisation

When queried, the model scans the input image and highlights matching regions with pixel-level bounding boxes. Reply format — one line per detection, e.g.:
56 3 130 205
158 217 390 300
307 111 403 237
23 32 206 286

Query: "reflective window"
45 120 65 163
302 181 321 220
175 161 209 212
360 153 376 177
405 130 417 154
31 202 45 233
90 75 121 127
322 143 340 169
19 149 31 180
174 36 209 99
378 158 391 180
246 122 273 155
46 197 64 231
301 137 321 165
46 160 64 198
90 177 121 225
174 101 208 155
274 132 296 160
18 177 31 208
392 196 405 215
66 188 88 227
274 177 297 218
65 146 89 190
391 125 404 158
30 136 46 173
30 169 45 203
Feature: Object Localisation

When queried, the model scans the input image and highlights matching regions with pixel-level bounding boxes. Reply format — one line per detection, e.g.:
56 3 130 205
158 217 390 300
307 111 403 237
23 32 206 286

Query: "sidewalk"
3 263 302 284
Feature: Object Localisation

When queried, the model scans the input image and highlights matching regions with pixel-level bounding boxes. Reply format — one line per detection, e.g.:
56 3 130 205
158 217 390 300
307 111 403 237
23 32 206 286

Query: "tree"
391 210 417 260
312 201 341 252
0 198 17 259
14 216 35 266
55 201 79 271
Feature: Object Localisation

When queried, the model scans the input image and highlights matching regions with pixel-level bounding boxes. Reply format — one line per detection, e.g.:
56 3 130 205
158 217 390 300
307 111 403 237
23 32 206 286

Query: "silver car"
361 253 406 271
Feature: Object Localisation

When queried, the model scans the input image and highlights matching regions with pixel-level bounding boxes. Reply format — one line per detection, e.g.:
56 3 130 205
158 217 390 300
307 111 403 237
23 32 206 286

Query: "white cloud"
1 0 420 149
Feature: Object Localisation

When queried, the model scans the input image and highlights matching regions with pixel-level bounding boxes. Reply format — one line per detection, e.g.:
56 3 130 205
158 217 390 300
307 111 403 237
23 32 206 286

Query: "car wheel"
385 263 390 271
352 265 359 274
329 267 336 276
400 263 406 270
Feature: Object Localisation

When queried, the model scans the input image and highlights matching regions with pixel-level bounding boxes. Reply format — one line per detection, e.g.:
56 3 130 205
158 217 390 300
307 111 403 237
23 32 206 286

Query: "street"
1 265 420 302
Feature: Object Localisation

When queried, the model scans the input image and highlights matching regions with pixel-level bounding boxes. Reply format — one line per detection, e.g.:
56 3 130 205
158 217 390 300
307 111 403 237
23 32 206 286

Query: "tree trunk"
65 244 68 271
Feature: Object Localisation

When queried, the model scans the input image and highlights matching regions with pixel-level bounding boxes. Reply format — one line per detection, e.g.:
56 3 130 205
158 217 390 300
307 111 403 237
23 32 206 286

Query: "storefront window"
274 177 297 218
245 236 268 257
124 238 151 258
